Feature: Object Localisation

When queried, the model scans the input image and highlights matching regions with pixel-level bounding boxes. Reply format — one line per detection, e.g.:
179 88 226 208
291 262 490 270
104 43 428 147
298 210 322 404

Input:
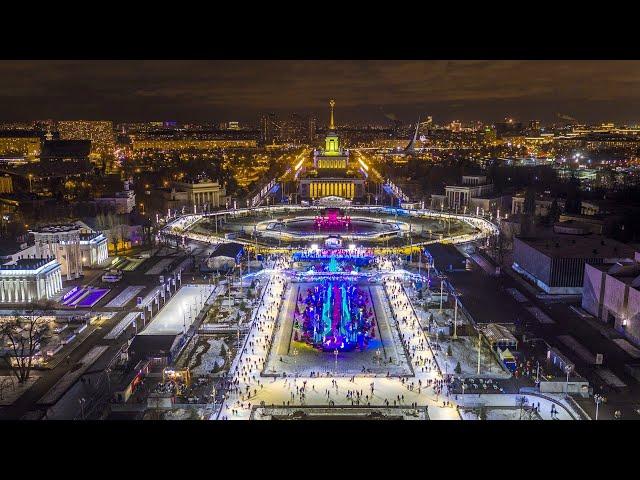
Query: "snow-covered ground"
435 336 511 379
460 408 541 420
163 407 207 420
188 338 227 376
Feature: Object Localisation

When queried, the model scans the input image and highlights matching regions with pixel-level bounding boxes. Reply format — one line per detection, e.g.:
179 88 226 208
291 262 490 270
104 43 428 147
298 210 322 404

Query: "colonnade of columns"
0 268 63 303
191 190 222 207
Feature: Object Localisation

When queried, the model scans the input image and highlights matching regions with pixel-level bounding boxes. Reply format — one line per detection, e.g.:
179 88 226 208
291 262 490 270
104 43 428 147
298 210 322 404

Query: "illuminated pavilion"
299 100 366 201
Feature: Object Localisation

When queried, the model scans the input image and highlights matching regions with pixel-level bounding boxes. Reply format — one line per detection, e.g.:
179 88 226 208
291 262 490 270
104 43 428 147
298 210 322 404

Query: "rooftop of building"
129 334 180 357
515 232 636 259
172 177 222 186
589 260 640 288
0 130 43 139
0 257 55 270
79 232 103 241
41 139 91 158
0 239 28 258
512 193 564 202
558 214 608 224
211 242 244 259
96 190 135 199
31 224 81 234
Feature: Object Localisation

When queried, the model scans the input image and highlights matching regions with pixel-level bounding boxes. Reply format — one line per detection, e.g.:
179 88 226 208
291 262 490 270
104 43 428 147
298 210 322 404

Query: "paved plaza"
214 255 579 421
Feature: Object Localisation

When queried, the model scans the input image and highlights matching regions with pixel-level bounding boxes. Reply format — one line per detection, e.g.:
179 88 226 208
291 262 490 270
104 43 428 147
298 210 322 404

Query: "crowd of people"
218 267 286 420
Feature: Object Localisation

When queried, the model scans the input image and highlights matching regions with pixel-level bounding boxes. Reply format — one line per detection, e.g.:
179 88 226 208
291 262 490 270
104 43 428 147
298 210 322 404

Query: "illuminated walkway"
161 205 500 253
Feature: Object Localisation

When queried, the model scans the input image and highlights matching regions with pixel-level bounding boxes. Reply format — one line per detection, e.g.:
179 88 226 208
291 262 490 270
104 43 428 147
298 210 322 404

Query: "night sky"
1 60 640 125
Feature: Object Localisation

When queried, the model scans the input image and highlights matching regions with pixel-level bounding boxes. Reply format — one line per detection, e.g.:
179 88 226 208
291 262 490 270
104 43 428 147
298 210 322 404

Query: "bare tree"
0 302 54 384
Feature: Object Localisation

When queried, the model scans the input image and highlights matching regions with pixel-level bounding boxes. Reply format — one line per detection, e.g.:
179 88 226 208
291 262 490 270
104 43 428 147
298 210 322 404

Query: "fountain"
314 208 351 231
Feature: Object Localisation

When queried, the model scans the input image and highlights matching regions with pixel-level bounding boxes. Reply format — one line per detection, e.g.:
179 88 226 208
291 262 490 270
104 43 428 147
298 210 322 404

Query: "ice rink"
141 284 215 335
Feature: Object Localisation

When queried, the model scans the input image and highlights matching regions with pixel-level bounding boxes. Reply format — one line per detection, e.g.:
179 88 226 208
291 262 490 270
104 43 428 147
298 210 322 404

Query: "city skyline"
2 60 640 124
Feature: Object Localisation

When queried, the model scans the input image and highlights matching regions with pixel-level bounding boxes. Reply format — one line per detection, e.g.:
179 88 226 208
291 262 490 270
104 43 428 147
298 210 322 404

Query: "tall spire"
329 99 336 130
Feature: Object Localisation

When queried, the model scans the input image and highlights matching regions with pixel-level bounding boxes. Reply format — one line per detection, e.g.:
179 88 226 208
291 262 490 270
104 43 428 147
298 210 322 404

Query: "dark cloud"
0 60 639 124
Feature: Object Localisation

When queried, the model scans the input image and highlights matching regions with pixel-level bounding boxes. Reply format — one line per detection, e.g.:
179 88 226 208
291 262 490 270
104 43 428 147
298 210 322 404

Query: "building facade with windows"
582 253 640 346
57 120 115 158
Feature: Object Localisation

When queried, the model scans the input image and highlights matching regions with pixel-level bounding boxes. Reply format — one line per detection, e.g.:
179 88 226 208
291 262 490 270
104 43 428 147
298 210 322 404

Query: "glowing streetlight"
594 394 604 420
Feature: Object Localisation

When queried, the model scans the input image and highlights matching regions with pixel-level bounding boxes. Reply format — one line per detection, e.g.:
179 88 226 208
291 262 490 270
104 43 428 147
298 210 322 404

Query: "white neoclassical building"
0 257 63 304
79 232 109 267
171 178 227 209
445 176 494 210
31 224 108 281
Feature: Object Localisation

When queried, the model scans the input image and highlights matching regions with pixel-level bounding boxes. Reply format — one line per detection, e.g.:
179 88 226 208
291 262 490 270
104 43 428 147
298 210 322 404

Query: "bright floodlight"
310 244 319 251
348 244 356 250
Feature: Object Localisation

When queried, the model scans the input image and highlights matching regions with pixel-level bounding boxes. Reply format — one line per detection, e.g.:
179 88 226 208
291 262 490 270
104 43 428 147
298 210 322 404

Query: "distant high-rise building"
0 131 42 160
260 113 277 144
57 120 115 158
279 113 307 143
308 116 317 142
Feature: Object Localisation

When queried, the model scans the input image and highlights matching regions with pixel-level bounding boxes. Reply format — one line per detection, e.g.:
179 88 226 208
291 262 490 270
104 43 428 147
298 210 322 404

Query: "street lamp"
564 364 573 392
452 290 462 340
594 394 604 420
438 274 447 313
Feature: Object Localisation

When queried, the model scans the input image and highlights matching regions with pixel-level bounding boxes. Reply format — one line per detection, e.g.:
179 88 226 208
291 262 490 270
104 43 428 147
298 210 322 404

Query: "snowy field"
460 407 542 420
435 336 511 379
163 407 208 420
186 337 228 376
141 284 215 335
